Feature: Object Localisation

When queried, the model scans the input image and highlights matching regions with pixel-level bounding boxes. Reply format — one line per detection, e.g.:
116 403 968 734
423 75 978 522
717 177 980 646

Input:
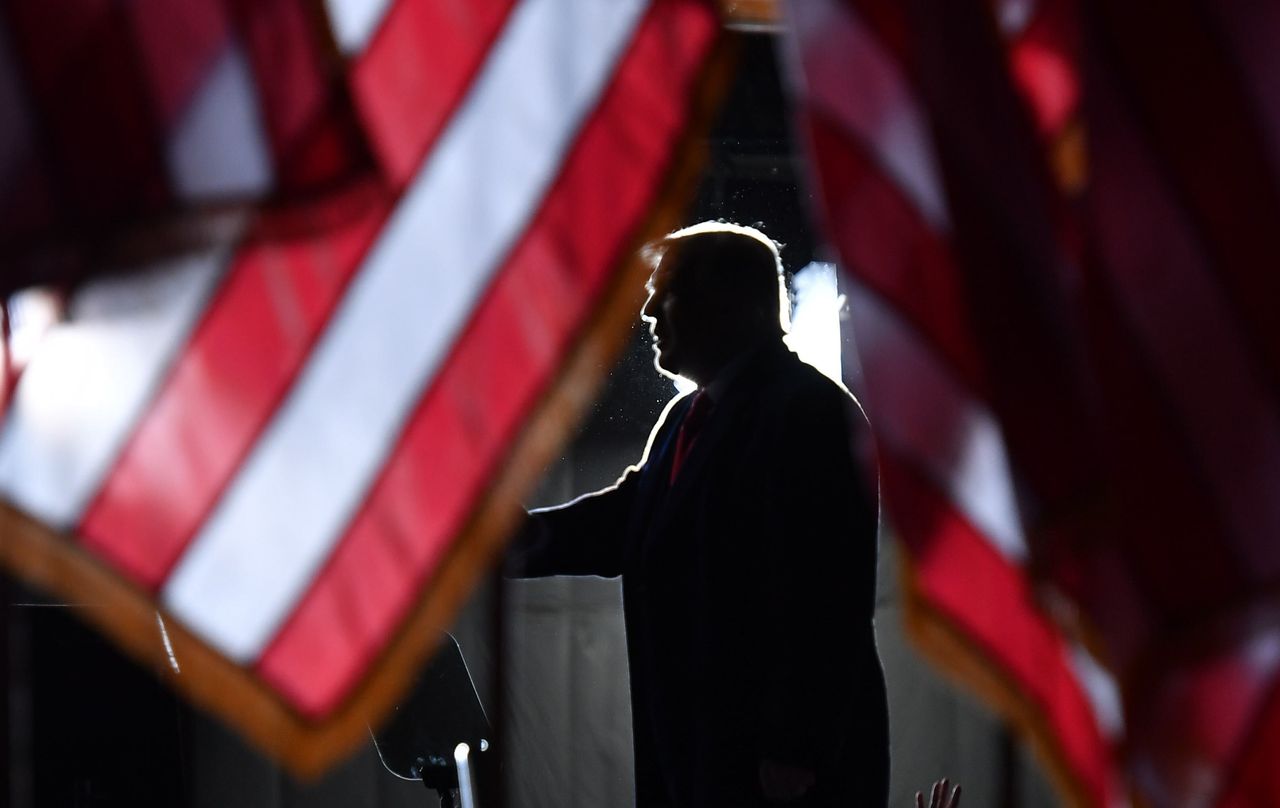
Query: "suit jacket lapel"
657 393 738 518
628 395 689 560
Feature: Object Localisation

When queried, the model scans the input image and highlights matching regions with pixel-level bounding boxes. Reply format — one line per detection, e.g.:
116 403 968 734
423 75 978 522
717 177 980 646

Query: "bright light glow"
668 261 845 394
6 287 60 367
786 262 845 384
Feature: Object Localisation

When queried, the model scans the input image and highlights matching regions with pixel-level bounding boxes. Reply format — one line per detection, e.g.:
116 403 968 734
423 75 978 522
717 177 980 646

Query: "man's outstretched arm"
507 393 686 579
505 468 640 579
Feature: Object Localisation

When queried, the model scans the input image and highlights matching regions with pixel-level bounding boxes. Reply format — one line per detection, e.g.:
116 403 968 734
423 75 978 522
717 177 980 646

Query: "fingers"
916 792 925 808
948 783 962 808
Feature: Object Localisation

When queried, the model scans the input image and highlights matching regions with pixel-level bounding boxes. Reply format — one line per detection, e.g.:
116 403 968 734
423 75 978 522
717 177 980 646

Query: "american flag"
784 0 1280 805
0 0 722 774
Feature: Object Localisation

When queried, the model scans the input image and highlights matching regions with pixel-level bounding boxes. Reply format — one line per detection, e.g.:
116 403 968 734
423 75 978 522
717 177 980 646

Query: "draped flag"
0 0 724 774
784 0 1280 805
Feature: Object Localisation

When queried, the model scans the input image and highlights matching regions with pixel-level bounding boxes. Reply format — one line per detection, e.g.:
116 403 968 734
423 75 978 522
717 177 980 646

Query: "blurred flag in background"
784 0 1280 805
0 0 722 774
0 0 369 293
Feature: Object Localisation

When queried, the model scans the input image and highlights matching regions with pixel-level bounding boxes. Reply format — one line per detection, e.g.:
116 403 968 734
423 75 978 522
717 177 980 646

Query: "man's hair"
643 221 789 332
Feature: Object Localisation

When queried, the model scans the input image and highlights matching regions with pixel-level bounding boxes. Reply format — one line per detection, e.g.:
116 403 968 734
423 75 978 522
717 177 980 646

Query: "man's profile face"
641 252 701 379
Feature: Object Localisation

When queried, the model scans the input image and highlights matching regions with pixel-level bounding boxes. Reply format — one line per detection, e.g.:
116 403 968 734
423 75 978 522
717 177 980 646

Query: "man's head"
641 221 788 385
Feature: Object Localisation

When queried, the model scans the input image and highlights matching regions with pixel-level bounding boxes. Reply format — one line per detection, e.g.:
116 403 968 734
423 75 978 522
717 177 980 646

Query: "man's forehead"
646 256 673 291
648 248 693 289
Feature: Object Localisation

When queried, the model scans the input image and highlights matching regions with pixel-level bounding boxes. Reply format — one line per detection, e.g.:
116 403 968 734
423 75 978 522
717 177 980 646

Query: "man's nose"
642 292 658 320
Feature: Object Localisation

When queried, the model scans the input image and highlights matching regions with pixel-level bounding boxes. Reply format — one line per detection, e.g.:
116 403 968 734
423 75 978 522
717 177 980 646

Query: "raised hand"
915 778 961 808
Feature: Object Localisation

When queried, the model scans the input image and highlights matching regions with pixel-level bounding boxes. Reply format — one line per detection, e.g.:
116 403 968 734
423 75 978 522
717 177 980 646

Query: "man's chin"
652 351 682 380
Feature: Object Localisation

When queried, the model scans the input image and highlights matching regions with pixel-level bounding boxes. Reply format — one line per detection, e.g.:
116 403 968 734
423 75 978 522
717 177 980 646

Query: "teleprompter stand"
372 634 491 808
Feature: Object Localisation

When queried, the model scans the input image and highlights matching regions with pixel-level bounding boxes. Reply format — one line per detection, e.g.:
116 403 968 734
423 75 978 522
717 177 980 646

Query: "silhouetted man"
511 222 888 807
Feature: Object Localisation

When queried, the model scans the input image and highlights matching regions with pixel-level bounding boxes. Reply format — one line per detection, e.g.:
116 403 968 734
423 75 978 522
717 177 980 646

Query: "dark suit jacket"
513 342 888 808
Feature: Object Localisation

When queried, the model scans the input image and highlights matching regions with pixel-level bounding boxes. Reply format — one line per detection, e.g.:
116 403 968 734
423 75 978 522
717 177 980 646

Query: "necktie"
669 391 713 485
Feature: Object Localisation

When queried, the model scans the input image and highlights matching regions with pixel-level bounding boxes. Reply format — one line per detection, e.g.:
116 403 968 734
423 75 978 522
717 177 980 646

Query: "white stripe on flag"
323 0 397 54
0 252 230 527
783 0 950 231
167 41 275 201
1068 642 1124 740
846 281 1028 562
163 0 652 662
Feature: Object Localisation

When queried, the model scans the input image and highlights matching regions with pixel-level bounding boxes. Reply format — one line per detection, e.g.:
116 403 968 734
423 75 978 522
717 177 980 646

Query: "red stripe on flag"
1003 0 1079 139
129 0 230 128
349 0 518 187
1127 628 1280 805
255 0 718 717
804 110 987 396
1216 673 1280 808
881 450 1114 807
78 0 523 588
228 0 362 191
78 184 388 587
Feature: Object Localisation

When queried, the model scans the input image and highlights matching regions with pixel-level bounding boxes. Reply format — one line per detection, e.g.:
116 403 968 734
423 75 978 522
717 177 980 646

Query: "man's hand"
758 759 816 803
916 778 961 808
